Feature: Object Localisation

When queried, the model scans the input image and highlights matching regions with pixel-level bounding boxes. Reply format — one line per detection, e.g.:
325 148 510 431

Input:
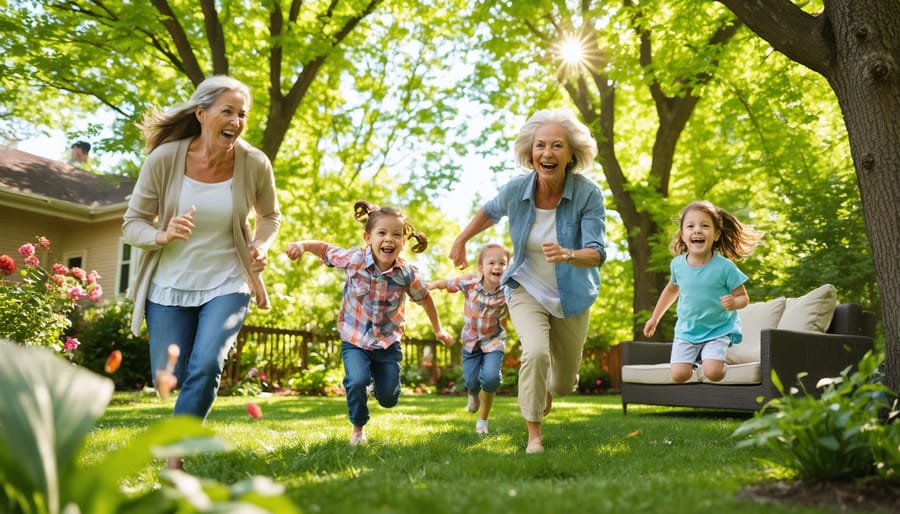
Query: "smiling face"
478 245 509 291
197 89 249 152
532 123 574 180
364 214 407 270
679 208 720 263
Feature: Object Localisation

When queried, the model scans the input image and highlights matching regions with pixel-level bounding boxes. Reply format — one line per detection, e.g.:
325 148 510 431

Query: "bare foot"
526 420 543 453
543 391 552 417
526 439 544 454
349 427 366 446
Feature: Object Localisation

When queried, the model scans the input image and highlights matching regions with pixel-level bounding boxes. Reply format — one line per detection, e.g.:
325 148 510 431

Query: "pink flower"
249 367 259 377
260 372 268 382
69 267 86 281
67 286 86 301
38 237 51 251
0 255 15 276
88 285 103 302
86 270 100 285
63 337 80 351
24 255 40 267
52 263 68 275
51 274 65 286
18 243 35 258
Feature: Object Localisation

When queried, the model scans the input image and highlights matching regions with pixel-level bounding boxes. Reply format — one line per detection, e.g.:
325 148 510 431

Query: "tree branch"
715 0 831 74
200 0 228 75
149 0 206 85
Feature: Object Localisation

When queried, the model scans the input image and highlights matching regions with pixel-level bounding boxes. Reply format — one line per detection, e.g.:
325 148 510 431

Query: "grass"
83 392 844 514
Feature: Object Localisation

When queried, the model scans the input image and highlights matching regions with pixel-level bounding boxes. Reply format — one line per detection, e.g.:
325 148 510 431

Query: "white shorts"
671 336 730 364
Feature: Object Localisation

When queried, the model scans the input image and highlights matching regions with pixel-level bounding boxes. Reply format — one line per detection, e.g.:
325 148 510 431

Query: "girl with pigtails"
286 200 455 445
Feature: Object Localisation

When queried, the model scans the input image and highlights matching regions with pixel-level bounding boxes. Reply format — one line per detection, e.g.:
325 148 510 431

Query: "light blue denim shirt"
483 171 606 318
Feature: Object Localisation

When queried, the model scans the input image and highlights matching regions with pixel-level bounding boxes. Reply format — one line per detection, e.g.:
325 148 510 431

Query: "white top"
148 176 248 306
511 207 563 317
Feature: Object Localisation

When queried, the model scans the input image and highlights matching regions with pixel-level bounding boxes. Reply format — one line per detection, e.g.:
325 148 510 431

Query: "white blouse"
148 176 248 306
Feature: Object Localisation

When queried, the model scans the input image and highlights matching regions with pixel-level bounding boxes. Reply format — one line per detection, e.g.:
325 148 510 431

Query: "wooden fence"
224 325 622 390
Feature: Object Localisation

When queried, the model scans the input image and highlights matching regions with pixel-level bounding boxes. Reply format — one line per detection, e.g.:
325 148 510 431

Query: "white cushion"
621 364 701 384
777 284 837 332
726 297 786 365
700 362 761 385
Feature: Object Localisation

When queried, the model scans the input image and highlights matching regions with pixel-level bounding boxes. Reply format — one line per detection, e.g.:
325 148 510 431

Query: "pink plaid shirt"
324 245 430 350
445 276 507 353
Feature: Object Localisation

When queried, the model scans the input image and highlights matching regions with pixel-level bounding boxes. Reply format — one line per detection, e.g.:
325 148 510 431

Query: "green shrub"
577 359 611 395
70 298 152 390
0 339 300 514
733 350 899 481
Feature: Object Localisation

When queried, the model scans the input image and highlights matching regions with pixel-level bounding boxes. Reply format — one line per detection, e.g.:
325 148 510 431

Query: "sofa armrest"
620 341 672 365
828 303 876 337
760 328 874 394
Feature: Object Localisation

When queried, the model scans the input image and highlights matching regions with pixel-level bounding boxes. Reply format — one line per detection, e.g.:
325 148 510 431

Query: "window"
117 240 140 295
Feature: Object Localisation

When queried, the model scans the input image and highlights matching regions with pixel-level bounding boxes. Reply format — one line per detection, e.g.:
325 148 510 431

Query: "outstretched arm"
643 282 679 338
449 208 495 270
419 294 455 347
285 240 329 261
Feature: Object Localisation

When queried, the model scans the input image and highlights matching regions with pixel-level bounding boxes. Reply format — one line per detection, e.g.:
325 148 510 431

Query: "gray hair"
513 108 597 174
137 75 252 154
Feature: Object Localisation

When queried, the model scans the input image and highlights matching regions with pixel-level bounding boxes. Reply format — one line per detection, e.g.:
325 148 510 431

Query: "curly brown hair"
353 200 428 253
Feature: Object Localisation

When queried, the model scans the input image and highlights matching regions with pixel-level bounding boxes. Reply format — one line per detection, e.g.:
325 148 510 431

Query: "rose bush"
0 236 102 350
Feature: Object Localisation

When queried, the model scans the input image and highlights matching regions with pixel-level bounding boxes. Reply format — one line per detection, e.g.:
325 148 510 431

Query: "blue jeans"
462 346 503 395
341 342 402 427
146 292 250 420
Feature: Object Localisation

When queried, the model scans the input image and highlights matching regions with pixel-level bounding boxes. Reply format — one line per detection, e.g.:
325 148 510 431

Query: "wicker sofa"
619 285 876 414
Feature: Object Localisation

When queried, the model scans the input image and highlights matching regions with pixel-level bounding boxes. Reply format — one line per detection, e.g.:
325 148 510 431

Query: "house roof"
0 145 137 222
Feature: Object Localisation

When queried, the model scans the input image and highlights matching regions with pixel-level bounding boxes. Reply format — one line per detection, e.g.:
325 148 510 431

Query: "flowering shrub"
0 236 102 350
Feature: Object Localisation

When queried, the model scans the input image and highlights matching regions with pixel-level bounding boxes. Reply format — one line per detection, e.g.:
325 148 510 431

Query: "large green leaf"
0 339 114 514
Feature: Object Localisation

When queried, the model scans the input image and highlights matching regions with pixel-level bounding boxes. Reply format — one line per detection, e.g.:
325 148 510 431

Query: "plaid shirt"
324 245 430 350
445 276 507 353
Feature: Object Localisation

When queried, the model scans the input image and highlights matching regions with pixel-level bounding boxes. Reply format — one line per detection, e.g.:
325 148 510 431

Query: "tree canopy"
0 1 882 378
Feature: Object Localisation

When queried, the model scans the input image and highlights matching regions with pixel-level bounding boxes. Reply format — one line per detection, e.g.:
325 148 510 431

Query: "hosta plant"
0 237 102 350
733 350 899 481
0 339 301 514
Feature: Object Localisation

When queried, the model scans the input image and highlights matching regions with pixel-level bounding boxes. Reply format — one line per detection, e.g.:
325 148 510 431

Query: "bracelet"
568 250 575 263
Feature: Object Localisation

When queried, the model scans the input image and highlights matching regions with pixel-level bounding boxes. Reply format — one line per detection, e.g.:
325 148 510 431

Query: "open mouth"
222 129 236 139
539 162 557 172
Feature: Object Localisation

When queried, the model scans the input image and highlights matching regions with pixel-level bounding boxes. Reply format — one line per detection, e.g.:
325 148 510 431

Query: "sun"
554 32 602 79
559 37 586 66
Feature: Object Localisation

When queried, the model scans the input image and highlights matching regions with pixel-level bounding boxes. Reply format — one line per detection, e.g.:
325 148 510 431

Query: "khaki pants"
508 287 590 422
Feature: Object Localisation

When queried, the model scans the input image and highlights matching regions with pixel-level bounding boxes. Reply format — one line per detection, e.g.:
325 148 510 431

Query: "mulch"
738 479 900 513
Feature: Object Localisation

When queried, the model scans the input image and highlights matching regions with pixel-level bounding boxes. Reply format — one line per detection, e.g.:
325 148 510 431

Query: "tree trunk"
718 0 900 392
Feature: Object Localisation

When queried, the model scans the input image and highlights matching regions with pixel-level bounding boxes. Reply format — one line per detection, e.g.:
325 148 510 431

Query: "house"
0 145 138 299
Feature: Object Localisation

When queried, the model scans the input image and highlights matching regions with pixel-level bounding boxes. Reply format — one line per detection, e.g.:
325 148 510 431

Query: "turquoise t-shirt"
671 253 748 344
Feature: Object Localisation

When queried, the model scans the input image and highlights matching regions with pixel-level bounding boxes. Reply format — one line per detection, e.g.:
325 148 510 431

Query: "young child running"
643 200 762 383
285 200 454 445
428 243 510 435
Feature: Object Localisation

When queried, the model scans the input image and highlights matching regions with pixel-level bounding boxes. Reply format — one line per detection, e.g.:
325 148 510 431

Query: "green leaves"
0 339 300 514
0 339 115 514
733 351 899 481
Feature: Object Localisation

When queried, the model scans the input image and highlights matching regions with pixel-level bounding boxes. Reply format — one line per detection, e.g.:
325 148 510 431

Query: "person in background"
449 108 606 454
285 200 454 446
122 75 280 469
428 242 510 435
67 140 91 169
643 200 762 383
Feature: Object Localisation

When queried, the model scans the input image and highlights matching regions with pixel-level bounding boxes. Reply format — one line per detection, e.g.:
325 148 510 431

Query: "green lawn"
84 392 841 514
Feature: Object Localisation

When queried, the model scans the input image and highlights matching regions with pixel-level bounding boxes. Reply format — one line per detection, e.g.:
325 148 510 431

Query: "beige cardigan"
122 137 281 335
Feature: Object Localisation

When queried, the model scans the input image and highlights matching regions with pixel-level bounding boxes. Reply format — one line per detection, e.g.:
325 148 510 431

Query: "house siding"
1 205 124 301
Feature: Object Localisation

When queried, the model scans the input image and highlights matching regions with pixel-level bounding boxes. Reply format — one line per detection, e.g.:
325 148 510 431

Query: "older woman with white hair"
450 107 606 454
